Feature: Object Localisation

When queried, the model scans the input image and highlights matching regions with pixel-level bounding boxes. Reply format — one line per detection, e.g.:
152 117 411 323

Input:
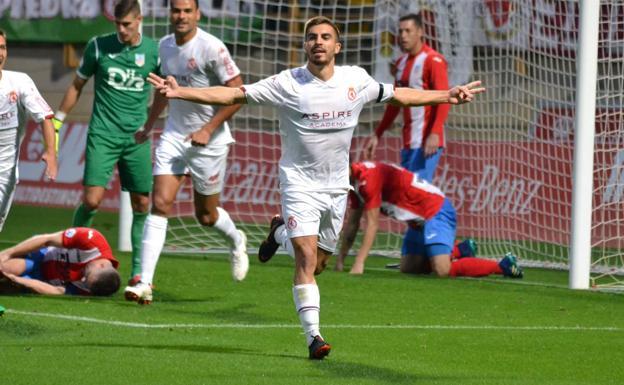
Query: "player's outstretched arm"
0 231 64 263
1 272 65 295
147 73 247 106
390 80 485 107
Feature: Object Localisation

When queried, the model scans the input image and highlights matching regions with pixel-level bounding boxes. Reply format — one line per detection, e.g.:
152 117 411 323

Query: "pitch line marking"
6 310 623 332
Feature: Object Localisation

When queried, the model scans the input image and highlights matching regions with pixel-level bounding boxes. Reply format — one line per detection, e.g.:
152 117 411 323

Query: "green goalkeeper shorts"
83 133 153 193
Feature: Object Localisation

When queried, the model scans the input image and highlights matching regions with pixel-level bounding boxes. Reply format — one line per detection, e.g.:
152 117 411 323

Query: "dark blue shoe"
456 238 478 258
499 253 523 278
309 335 331 360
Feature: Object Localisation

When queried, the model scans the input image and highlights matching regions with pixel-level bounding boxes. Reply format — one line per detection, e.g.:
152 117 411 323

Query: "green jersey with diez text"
77 33 160 137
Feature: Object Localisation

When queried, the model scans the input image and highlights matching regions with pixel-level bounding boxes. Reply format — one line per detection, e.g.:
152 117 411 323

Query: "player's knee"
432 263 451 277
130 195 150 213
82 195 102 211
151 195 173 216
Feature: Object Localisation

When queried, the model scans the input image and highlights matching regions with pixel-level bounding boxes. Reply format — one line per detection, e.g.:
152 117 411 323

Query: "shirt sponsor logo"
301 110 353 120
106 67 145 91
0 111 15 121
135 53 145 67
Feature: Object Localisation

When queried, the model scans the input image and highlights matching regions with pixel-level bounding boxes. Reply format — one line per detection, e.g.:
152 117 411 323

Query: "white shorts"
0 128 19 231
153 134 229 196
281 190 348 253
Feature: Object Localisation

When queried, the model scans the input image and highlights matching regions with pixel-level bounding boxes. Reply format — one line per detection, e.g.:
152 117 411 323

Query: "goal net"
141 0 624 284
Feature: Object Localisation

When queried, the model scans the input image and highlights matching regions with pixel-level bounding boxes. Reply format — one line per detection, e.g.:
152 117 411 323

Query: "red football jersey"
350 161 445 222
40 228 118 293
374 44 450 149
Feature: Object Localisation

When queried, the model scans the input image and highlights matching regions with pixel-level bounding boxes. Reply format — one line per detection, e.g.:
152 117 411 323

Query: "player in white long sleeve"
0 29 57 232
147 16 484 359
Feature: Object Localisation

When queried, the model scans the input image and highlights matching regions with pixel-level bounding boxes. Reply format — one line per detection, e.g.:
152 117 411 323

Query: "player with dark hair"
365 13 450 181
0 228 121 296
124 0 248 306
0 28 57 232
52 0 160 284
147 15 484 359
335 161 523 278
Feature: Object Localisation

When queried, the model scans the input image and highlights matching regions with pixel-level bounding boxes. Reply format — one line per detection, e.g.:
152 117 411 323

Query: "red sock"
449 258 503 277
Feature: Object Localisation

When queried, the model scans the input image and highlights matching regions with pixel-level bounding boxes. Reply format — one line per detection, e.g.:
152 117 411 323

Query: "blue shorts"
21 248 47 280
400 147 443 183
401 198 456 258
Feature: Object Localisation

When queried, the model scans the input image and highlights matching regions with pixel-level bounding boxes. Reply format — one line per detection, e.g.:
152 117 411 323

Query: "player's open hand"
147 73 180 98
448 81 485 104
41 150 57 181
363 135 378 160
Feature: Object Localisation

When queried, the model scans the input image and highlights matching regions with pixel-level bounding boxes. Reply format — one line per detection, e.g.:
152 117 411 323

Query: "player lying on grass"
147 15 484 360
337 161 523 277
0 228 120 296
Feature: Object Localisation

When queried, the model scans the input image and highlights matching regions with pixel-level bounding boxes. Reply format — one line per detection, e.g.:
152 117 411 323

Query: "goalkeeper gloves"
52 111 66 153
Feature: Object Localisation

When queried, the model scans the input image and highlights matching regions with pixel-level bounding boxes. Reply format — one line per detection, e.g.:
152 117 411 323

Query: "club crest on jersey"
287 216 298 230
65 228 77 238
347 87 357 101
187 58 197 70
135 53 145 67
8 91 17 103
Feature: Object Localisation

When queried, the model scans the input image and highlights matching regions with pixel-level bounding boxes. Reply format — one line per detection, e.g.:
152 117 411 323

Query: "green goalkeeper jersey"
77 33 160 137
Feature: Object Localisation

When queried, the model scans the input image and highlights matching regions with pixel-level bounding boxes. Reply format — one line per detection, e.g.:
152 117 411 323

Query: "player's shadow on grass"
315 360 463 384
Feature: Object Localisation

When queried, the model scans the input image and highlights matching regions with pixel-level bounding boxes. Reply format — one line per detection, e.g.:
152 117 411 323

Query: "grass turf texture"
1 205 623 385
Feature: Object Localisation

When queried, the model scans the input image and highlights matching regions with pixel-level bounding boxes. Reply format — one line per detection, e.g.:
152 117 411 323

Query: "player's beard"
307 51 334 67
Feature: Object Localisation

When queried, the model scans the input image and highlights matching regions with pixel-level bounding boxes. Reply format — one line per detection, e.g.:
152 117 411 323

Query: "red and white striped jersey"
349 161 445 222
41 228 118 292
374 44 450 149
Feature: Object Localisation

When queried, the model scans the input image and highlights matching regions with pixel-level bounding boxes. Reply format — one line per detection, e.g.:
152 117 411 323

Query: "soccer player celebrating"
124 0 248 306
52 0 160 284
0 228 120 296
147 16 484 359
334 161 523 278
0 29 57 232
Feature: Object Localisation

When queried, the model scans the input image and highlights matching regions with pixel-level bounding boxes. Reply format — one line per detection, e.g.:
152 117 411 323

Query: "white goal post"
127 0 624 289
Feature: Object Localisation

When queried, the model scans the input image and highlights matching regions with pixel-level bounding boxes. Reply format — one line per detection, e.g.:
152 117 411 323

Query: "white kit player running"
0 29 57 231
124 0 248 305
147 16 484 359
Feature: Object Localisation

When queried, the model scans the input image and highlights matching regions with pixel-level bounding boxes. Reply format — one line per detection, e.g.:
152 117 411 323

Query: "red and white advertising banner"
17 121 623 246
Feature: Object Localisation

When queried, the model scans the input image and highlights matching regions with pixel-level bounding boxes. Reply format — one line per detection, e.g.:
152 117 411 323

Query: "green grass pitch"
1 205 623 385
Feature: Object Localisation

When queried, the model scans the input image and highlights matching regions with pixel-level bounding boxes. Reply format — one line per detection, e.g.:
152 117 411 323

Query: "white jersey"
243 65 394 193
0 70 53 131
159 29 240 148
0 70 52 231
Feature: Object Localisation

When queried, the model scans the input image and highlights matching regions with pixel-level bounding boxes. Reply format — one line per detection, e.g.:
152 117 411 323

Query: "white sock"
292 283 321 346
139 214 168 285
274 225 295 259
213 207 241 246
